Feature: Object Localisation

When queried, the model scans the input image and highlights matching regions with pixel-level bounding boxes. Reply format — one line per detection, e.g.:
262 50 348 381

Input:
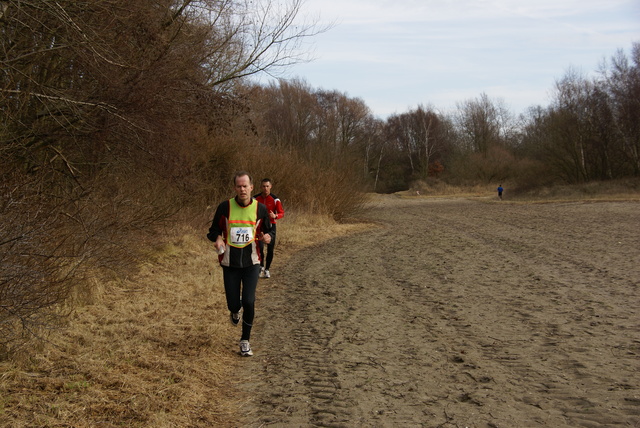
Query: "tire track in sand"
238 197 640 427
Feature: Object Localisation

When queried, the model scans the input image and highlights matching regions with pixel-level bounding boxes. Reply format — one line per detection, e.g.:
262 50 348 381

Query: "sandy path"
238 196 640 427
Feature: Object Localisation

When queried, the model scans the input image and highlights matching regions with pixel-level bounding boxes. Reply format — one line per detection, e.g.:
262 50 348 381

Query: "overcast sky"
276 0 640 119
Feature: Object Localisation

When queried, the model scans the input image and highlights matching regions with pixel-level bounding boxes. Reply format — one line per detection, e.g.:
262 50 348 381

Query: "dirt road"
239 196 640 427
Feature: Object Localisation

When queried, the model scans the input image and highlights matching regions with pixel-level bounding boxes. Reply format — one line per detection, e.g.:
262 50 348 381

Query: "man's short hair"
234 171 253 185
261 178 272 184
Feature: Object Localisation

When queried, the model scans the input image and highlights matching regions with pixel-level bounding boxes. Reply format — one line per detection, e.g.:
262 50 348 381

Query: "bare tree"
361 116 385 182
0 0 328 354
454 93 512 155
337 96 370 151
254 78 319 154
602 43 640 176
178 0 328 88
385 106 449 181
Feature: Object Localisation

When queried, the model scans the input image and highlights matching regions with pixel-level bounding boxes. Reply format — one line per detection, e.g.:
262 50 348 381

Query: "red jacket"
253 193 284 224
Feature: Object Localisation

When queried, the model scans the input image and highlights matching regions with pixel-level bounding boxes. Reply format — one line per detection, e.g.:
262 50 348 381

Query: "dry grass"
509 178 640 203
400 179 497 198
0 214 368 428
0 229 240 427
397 178 640 202
2 180 638 427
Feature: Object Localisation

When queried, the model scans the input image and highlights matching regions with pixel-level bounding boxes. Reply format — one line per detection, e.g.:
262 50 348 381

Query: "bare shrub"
0 155 194 356
243 148 367 221
1 0 327 357
0 175 79 356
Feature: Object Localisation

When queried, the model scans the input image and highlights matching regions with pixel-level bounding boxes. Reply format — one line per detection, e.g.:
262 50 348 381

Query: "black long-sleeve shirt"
207 197 273 268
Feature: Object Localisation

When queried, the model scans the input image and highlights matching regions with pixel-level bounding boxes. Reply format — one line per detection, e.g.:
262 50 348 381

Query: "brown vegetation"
0 212 360 427
0 228 238 427
0 0 340 356
1 0 639 425
2 187 639 427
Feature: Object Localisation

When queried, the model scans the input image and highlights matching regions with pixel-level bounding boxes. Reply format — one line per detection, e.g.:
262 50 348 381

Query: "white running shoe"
259 267 266 278
264 269 270 278
239 340 253 357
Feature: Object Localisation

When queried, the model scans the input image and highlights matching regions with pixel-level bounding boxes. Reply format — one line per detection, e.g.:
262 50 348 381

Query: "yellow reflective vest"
226 198 259 249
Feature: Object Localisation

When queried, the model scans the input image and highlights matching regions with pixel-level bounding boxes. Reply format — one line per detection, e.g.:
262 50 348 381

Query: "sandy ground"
236 196 640 427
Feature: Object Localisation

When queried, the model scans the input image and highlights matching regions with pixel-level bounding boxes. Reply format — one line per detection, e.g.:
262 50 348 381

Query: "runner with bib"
208 171 274 357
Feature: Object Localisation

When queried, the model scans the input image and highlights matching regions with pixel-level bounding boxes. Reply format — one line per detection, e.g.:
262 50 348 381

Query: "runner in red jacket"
254 178 284 278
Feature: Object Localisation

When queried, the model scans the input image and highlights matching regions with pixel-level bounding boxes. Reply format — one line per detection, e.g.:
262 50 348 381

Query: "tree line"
250 43 639 193
1 0 638 354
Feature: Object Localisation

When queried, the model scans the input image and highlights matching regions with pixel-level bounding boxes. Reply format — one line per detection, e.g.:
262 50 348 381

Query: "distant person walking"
254 178 284 279
497 184 504 200
207 171 274 357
